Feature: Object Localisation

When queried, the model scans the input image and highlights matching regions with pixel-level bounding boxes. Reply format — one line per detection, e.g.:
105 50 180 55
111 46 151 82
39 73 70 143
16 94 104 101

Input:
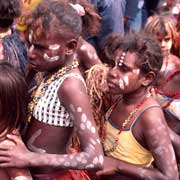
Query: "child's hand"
0 133 31 168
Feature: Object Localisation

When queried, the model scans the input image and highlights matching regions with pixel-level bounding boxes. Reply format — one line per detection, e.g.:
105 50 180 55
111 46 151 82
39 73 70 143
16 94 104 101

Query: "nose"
161 40 166 47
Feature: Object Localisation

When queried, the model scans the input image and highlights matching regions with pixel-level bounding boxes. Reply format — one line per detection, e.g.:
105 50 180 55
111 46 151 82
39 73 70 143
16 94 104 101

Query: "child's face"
156 33 172 56
26 28 67 72
107 50 143 95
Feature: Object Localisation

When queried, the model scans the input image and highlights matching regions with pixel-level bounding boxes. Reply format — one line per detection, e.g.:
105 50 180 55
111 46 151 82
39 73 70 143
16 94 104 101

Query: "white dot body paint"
80 123 86 130
82 159 88 164
97 139 101 144
80 44 86 51
123 75 129 86
43 53 59 62
90 139 97 145
81 113 87 123
48 44 60 51
77 107 82 112
76 156 82 162
118 79 125 90
64 161 70 167
99 155 104 164
93 157 99 164
91 126 96 133
86 120 92 129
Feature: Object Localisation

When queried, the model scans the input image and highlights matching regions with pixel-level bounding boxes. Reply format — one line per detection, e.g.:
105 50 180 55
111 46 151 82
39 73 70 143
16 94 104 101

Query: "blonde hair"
144 15 177 41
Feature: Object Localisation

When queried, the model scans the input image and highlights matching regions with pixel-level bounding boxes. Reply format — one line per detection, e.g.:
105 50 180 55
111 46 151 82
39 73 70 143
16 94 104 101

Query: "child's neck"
122 87 150 105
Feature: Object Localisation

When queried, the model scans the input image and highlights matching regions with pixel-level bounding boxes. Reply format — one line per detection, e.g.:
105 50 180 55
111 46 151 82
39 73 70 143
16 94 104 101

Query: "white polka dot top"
33 73 86 127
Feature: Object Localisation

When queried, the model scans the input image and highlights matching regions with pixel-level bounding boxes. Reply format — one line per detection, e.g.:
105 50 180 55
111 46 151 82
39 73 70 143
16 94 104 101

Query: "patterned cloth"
2 29 28 76
33 73 86 127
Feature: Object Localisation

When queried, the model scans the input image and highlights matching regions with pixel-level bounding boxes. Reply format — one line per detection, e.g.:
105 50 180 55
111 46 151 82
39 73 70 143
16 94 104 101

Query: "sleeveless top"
103 105 161 167
33 73 86 127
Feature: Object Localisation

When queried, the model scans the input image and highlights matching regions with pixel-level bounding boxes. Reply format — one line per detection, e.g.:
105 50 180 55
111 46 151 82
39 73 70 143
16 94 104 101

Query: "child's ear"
141 71 155 87
65 39 78 55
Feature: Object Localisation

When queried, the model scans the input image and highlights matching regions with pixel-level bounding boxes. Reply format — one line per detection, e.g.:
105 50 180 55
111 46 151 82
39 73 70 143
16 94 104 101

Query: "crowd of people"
0 0 179 180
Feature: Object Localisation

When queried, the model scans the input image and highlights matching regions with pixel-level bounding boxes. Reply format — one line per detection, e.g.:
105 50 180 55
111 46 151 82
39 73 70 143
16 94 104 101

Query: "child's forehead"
115 50 138 67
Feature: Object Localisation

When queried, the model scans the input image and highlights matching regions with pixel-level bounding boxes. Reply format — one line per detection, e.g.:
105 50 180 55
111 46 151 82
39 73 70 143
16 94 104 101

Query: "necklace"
103 93 151 154
28 60 79 121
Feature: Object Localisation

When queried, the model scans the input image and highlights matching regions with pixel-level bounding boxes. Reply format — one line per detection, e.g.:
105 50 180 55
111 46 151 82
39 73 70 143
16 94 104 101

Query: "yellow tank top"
16 0 41 31
103 105 160 167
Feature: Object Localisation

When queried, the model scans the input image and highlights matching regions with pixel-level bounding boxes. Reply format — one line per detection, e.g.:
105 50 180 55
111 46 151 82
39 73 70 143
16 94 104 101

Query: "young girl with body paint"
94 32 179 179
0 62 32 180
144 15 180 135
0 1 104 180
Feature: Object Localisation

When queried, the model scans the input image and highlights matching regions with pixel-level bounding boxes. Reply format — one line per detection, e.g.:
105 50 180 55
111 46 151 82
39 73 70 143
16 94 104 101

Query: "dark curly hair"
26 0 82 40
105 32 163 77
0 0 21 28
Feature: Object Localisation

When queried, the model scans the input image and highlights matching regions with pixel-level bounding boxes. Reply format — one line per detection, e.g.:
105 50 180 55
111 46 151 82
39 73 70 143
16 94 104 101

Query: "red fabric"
33 169 91 180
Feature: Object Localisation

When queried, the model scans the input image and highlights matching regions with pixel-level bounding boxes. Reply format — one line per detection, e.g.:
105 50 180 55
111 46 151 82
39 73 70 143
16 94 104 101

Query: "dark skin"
96 51 179 180
0 27 104 175
77 37 102 74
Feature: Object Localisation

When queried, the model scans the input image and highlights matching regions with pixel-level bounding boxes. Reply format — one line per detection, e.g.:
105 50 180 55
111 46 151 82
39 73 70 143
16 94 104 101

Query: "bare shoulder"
169 54 180 69
78 38 101 68
139 101 165 131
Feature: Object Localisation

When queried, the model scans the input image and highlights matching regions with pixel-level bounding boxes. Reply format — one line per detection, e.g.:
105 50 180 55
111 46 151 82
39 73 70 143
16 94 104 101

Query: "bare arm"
0 139 32 180
97 107 178 180
0 76 104 171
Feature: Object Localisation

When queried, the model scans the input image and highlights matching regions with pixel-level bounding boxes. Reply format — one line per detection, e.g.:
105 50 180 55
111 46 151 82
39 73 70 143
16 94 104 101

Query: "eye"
33 44 47 50
118 65 129 73
164 37 171 42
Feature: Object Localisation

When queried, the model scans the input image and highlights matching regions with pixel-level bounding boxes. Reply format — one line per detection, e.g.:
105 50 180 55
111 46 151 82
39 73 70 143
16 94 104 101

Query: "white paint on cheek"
132 69 140 75
43 53 59 62
123 75 129 86
13 176 33 180
29 30 33 43
118 79 125 90
48 44 60 51
29 45 34 53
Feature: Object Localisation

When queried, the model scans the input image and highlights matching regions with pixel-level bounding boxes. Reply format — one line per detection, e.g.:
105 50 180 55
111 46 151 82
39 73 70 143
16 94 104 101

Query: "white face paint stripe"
123 75 129 86
133 69 140 75
118 79 125 90
48 44 60 51
43 53 59 62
